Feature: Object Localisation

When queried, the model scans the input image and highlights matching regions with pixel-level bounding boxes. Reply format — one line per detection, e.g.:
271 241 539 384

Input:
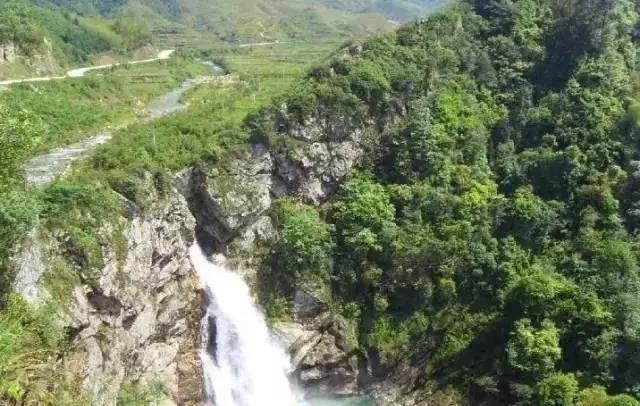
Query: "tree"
333 177 396 257
536 373 579 406
273 199 333 282
506 318 561 380
112 17 150 49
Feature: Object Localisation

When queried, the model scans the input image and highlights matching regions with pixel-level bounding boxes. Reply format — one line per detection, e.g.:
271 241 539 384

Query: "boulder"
276 314 362 397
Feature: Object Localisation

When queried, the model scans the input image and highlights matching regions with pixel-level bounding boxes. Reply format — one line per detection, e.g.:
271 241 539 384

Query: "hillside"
0 0 447 78
0 0 156 79
38 0 449 45
244 0 640 403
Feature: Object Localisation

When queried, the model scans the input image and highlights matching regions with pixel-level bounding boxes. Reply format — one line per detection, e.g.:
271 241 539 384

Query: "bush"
0 191 40 280
273 199 334 283
117 380 164 406
0 294 73 403
536 373 579 406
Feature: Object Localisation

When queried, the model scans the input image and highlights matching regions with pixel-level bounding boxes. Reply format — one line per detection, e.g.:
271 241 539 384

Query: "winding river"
23 77 199 188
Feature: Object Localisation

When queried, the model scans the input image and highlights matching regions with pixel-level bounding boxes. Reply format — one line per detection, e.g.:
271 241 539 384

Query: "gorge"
3 1 640 405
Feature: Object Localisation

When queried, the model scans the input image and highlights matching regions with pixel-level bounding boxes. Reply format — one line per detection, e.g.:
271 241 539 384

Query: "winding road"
0 49 175 86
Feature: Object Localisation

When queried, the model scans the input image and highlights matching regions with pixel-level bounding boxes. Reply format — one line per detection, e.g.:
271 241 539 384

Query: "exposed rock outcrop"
71 194 201 405
180 115 366 250
11 75 385 404
12 229 47 304
0 38 61 77
275 315 361 397
0 42 17 65
13 191 202 406
181 149 274 248
173 106 379 398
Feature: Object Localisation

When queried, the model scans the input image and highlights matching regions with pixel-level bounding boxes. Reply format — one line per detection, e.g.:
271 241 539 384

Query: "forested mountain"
247 0 640 403
0 0 157 71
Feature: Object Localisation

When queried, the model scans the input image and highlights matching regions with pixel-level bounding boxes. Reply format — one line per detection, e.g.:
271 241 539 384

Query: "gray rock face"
12 229 47 305
13 191 202 406
184 150 274 247
70 193 201 406
293 281 330 320
270 105 367 205
272 139 363 205
276 315 361 397
0 42 17 64
180 119 366 251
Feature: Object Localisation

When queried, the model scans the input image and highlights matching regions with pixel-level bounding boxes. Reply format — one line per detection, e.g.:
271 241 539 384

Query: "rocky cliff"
13 190 202 405
0 42 17 65
0 37 60 78
10 64 406 404
173 98 414 402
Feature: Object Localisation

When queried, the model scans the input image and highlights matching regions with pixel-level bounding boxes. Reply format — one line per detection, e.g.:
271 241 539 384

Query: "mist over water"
189 244 299 406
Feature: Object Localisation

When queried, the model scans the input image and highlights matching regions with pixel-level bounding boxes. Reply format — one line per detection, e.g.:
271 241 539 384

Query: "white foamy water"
189 244 300 406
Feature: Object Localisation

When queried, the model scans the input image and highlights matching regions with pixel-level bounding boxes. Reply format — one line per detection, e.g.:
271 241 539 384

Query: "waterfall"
189 244 300 406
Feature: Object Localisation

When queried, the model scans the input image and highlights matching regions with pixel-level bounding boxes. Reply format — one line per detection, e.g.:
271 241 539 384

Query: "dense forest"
252 0 640 404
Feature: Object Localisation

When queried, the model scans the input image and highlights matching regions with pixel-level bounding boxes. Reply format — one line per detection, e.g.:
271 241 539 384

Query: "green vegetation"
3 0 640 404
257 0 640 404
0 295 84 404
0 0 160 79
5 58 208 157
0 41 335 402
116 379 165 406
68 43 334 208
0 52 210 402
37 0 447 47
0 0 111 64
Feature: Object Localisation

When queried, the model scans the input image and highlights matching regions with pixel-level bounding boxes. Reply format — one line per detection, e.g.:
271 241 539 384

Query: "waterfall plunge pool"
190 244 377 406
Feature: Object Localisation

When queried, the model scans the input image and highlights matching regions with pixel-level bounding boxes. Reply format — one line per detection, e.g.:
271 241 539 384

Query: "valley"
2 1 640 406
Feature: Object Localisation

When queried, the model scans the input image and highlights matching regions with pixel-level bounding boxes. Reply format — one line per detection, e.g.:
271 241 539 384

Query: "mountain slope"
37 0 450 44
241 0 640 403
0 1 113 61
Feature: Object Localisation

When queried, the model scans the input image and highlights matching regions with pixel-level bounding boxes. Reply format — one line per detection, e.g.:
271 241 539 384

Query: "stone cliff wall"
0 38 61 77
10 42 412 403
13 192 202 406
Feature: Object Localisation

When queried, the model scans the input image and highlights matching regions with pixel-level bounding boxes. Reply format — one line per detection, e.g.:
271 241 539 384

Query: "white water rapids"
189 244 300 406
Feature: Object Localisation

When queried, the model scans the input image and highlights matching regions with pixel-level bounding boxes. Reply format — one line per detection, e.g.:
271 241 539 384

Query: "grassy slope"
0 1 144 79
39 0 449 48
4 58 209 158
70 42 337 195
